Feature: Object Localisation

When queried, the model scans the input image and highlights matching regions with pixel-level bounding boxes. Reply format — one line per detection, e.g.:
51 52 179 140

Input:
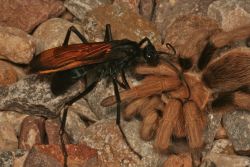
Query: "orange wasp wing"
30 42 112 74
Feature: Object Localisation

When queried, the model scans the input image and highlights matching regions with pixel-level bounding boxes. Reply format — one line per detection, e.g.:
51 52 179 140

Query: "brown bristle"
155 99 182 151
123 97 149 120
101 76 180 106
162 153 192 167
140 111 159 141
173 109 186 138
211 24 250 48
183 101 204 149
202 47 250 92
233 91 250 111
139 96 162 118
135 62 178 77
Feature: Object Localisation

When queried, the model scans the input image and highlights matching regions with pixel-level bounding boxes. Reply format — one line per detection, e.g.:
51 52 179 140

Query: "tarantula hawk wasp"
30 24 177 164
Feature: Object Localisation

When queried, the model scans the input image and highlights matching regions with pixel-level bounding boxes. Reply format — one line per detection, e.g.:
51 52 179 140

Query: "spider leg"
112 77 142 159
63 26 88 46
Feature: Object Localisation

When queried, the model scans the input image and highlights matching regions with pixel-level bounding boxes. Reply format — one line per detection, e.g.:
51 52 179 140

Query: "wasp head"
140 38 159 66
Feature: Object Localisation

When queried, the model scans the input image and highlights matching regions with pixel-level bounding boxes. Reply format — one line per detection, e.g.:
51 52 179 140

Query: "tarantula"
101 24 250 155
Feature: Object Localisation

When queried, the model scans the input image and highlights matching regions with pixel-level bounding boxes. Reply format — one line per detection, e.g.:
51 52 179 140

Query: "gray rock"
0 26 35 64
78 119 163 167
33 18 86 54
202 152 250 167
64 0 113 21
0 150 28 167
0 75 85 118
65 98 98 143
223 110 250 155
204 113 223 145
85 79 116 121
0 0 65 33
209 139 234 155
0 151 14 167
208 0 250 31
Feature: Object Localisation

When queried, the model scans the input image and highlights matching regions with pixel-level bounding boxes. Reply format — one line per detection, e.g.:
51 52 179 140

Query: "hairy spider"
101 24 250 157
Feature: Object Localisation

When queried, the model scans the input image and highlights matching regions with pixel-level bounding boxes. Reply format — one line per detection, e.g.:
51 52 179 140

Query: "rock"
60 10 75 22
45 118 69 145
223 110 250 155
114 0 140 13
162 153 192 167
154 0 215 37
208 0 250 31
0 26 35 64
204 113 223 145
18 116 45 150
138 0 156 20
85 79 117 121
24 145 62 167
0 61 18 86
33 18 86 54
0 122 18 151
202 152 250 167
78 119 164 167
164 15 219 54
13 150 29 167
214 126 227 140
82 3 160 43
209 139 235 155
0 75 85 117
0 150 28 167
24 144 98 167
65 98 97 143
0 111 28 135
64 0 113 21
0 0 65 33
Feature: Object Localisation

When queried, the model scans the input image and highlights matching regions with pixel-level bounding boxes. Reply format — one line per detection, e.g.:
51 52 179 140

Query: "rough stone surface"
138 0 156 20
0 111 28 135
202 153 250 167
64 0 113 21
24 145 62 167
0 75 85 117
0 0 65 33
82 3 160 43
78 119 163 167
0 26 35 64
164 14 219 54
85 79 117 121
223 110 250 155
0 61 18 86
208 0 250 31
45 118 69 145
204 113 223 145
0 150 28 167
154 0 215 37
33 18 86 54
24 144 98 167
209 139 235 155
65 98 98 143
0 122 18 151
114 0 140 14
19 116 45 150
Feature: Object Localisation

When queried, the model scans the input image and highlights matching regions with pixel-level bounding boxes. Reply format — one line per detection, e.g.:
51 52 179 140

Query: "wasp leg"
59 80 98 167
112 78 142 159
104 24 113 42
63 26 88 46
121 70 130 89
